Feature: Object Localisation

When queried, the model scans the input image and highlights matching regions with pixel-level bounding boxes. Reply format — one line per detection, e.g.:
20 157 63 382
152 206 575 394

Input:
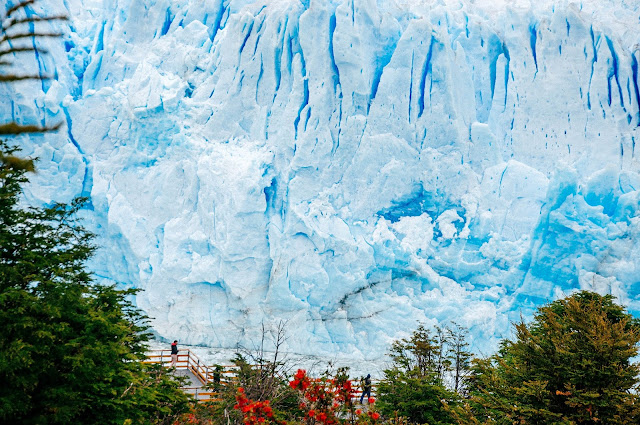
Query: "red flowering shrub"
290 369 311 391
367 411 380 421
287 369 380 425
234 387 278 425
176 370 380 425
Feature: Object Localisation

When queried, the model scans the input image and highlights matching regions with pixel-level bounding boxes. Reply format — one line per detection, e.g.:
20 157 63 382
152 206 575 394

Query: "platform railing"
145 350 377 403
145 349 237 401
144 349 237 384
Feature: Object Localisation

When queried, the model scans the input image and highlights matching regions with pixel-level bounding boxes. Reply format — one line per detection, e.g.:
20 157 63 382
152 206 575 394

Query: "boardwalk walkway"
144 349 378 403
145 349 224 401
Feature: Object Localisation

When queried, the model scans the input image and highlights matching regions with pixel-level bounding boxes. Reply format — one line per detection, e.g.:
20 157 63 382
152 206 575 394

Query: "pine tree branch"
0 74 52 82
0 32 62 45
0 154 35 172
0 47 49 58
5 0 36 19
4 15 67 30
0 122 62 135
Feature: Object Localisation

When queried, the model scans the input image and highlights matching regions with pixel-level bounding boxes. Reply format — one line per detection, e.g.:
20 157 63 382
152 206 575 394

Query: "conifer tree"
0 145 191 424
454 291 640 424
0 2 191 423
447 323 472 394
378 324 466 424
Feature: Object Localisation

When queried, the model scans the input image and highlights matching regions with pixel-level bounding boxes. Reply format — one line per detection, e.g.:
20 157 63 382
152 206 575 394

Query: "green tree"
0 141 191 424
447 323 472 394
455 291 640 424
377 324 465 424
1 2 191 423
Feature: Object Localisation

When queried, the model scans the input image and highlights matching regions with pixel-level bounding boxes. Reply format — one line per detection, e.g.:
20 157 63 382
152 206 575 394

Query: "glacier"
5 0 640 361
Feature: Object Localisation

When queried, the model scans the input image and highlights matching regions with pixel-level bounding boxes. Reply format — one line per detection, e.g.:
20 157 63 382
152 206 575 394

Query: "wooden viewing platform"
144 349 378 403
144 349 234 401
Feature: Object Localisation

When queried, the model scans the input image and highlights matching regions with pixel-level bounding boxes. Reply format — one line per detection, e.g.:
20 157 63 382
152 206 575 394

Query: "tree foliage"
377 324 471 424
455 291 640 424
1 1 190 422
0 141 191 423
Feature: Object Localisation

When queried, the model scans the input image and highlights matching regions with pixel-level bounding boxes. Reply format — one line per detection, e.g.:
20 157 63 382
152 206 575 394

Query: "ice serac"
10 0 640 360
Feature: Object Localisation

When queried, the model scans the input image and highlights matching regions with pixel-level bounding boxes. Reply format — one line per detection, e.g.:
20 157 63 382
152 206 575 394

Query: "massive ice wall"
7 0 640 359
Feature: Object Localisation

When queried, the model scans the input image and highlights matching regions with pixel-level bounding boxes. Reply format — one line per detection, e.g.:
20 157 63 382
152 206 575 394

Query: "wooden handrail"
145 350 378 403
145 349 236 387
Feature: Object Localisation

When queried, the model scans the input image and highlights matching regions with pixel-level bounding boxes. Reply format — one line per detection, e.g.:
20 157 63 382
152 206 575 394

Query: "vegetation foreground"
2 140 640 424
2 1 640 424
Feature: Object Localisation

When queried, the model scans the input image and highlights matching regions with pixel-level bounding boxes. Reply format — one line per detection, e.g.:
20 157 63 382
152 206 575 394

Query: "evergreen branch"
4 15 67 30
4 0 36 19
0 74 52 82
0 122 62 135
0 154 35 172
0 32 62 45
0 46 48 57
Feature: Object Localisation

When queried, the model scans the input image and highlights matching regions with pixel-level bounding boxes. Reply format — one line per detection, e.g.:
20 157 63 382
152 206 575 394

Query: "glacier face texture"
8 0 640 359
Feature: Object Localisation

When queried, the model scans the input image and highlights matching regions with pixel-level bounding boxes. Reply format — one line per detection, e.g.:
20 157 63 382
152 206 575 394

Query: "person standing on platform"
170 340 179 367
360 374 372 404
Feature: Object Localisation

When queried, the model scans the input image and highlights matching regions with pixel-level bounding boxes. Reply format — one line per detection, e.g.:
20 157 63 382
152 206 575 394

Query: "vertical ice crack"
273 16 288 96
587 26 600 110
529 23 538 76
408 50 414 123
350 0 355 25
328 12 340 93
500 44 511 108
328 10 343 154
604 36 624 110
293 49 309 138
238 21 254 57
160 7 173 36
23 5 49 95
256 55 263 102
368 38 398 113
252 13 266 56
209 1 227 42
488 36 509 107
631 53 640 126
62 105 93 208
418 35 435 119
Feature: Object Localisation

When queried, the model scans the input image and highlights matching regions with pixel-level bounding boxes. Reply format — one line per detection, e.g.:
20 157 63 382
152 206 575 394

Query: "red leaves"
234 388 277 425
290 369 311 391
333 379 354 403
287 370 379 425
232 371 380 425
184 372 381 425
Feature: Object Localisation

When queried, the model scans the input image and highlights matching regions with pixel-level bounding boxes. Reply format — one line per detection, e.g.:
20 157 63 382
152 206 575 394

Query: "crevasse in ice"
6 0 640 360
